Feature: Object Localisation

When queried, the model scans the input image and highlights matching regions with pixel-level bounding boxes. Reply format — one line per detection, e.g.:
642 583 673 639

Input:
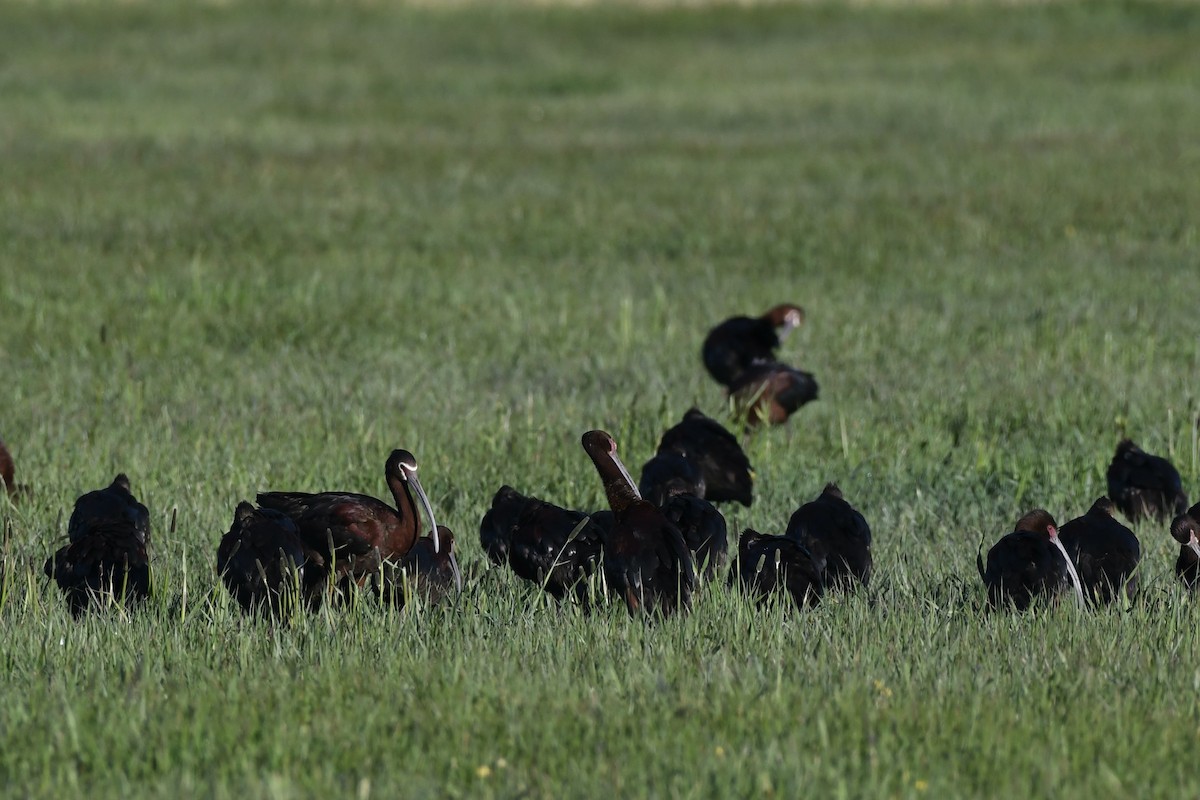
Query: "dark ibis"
478 485 526 566
977 509 1085 610
784 483 871 590
1057 496 1140 605
0 437 29 499
729 362 819 428
217 502 323 615
659 492 728 581
1106 439 1188 524
638 452 705 507
478 485 603 604
729 528 824 608
582 429 695 618
43 474 151 617
702 303 805 387
257 449 446 591
1169 503 1200 590
653 408 754 506
379 525 462 609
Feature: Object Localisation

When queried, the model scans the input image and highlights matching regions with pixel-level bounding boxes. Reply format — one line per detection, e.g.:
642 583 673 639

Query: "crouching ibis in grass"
658 492 728 582
582 429 695 618
378 525 462 609
1056 497 1140 606
217 502 324 615
651 408 754 506
257 448 455 595
638 452 705 507
1106 439 1188 525
729 528 824 608
1169 503 1200 590
977 509 1085 611
729 361 819 428
784 483 871 591
478 485 603 604
44 474 151 617
702 303 805 387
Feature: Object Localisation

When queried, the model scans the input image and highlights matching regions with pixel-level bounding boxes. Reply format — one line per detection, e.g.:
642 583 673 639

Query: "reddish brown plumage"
729 362 819 427
256 449 440 591
701 303 805 387
582 430 696 618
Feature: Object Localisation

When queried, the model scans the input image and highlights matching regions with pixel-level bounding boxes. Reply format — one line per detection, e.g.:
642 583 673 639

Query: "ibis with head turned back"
977 509 1085 610
44 474 152 617
702 303 805 387
1106 439 1188 525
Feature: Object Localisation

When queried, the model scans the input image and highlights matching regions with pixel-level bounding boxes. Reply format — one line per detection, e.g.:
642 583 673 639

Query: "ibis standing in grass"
582 430 695 618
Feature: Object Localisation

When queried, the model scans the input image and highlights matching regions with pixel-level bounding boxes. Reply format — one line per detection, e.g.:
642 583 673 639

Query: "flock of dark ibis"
4 305 1196 617
978 439 1193 609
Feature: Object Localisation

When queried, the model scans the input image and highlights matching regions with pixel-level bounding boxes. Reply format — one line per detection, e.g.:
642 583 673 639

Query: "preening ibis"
379 525 462 609
977 509 1085 610
658 492 728 581
582 429 695 618
1169 503 1200 590
1057 497 1140 606
217 501 323 615
653 408 754 506
729 528 824 608
478 485 604 604
1106 439 1188 524
729 362 819 428
44 474 151 616
638 452 705 507
784 483 871 591
702 303 805 387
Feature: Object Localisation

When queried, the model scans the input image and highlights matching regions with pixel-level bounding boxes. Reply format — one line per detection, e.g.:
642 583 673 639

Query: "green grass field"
2 0 1200 796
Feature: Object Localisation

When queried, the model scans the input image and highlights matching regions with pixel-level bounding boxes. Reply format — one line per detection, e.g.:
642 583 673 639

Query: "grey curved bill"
1189 539 1200 562
407 471 441 553
610 449 642 500
1050 535 1086 608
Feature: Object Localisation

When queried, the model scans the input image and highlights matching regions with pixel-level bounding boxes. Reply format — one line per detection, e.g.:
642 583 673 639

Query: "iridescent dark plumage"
484 487 604 604
217 501 321 615
702 303 805 387
654 408 753 506
659 493 728 581
43 474 151 617
1106 439 1188 525
257 449 442 591
729 528 824 608
729 362 819 427
784 484 871 591
379 526 462 609
583 430 695 618
638 452 705 507
478 485 527 566
1057 497 1140 606
1169 504 1200 590
977 509 1082 611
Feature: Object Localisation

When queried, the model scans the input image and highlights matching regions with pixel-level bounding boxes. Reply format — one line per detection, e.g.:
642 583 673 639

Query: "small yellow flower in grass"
476 765 492 779
872 679 893 699
715 746 725 758
496 758 508 770
915 780 929 792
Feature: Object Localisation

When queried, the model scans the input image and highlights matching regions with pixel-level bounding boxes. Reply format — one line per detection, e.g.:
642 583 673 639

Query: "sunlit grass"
1 0 1199 796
